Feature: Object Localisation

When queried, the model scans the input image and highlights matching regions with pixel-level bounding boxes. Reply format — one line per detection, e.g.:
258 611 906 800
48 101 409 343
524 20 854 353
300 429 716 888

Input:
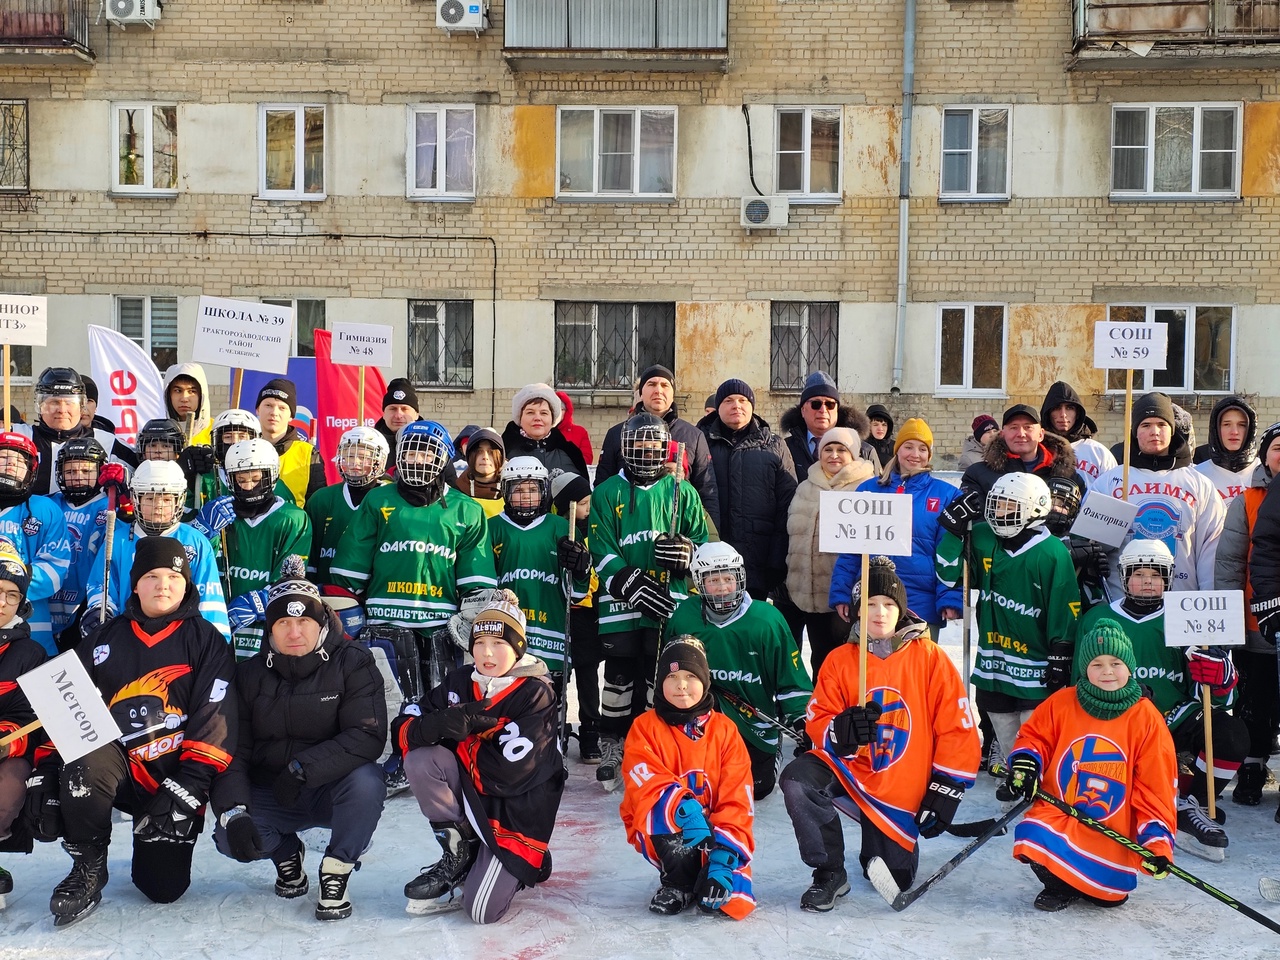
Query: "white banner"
330 322 393 368
818 491 914 557
1164 590 1247 648
88 325 166 448
1093 321 1169 371
192 296 293 375
17 651 123 765
0 294 48 347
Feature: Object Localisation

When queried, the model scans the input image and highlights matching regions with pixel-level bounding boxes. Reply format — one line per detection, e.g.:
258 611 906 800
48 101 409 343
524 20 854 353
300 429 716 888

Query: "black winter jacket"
1039 381 1099 442
959 431 1084 499
597 403 721 529
500 422 590 483
779 403 881 478
0 622 45 762
213 629 386 811
698 413 798 593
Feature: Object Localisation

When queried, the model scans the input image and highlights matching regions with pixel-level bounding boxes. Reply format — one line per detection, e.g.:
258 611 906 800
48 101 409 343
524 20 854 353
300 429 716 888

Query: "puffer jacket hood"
163 362 212 438
1203 395 1257 472
1040 381 1097 442
981 430 1080 482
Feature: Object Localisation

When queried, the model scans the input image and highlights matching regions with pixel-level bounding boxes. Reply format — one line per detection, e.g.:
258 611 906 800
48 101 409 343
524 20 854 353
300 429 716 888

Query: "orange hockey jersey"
805 635 981 853
619 709 756 919
1010 688 1177 902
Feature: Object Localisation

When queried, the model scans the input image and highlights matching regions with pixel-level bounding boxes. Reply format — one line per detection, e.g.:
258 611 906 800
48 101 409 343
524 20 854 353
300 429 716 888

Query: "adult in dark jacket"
958 404 1084 501
501 383 590 482
256 378 327 506
778 371 881 479
212 578 386 922
596 365 721 529
374 377 425 450
699 379 798 598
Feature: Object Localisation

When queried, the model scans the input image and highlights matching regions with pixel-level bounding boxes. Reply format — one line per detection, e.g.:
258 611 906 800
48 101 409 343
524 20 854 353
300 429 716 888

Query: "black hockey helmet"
35 366 84 405
137 418 185 462
620 412 669 483
56 436 107 502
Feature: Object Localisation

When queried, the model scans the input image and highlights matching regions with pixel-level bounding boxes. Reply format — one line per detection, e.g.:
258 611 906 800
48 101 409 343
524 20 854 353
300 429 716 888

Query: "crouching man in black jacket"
212 578 386 921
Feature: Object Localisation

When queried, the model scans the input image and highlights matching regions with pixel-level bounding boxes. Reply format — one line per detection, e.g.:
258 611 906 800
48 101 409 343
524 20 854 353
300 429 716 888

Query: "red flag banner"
313 329 388 485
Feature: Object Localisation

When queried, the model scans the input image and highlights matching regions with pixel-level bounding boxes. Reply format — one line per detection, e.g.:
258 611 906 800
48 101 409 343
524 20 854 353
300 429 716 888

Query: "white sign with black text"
1093 321 1169 371
192 296 293 374
330 323 393 368
0 293 48 347
818 492 914 558
1164 590 1246 648
1070 490 1140 549
17 652 123 764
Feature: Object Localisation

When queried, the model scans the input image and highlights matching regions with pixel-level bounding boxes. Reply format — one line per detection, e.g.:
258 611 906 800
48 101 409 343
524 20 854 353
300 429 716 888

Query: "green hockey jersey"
665 594 812 753
937 523 1080 702
330 485 497 630
1078 600 1234 734
489 511 570 671
305 480 391 585
588 473 708 635
224 498 311 660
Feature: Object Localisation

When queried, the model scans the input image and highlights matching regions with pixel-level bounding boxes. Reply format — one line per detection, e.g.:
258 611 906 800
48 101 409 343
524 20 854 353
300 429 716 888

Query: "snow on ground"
2 626 1279 959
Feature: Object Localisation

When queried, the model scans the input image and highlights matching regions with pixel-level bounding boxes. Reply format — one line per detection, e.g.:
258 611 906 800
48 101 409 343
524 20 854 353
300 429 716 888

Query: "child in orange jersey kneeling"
1005 618 1178 911
619 636 756 919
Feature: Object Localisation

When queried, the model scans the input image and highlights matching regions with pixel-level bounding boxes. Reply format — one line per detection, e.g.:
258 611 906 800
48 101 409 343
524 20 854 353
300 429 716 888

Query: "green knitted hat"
1075 618 1136 675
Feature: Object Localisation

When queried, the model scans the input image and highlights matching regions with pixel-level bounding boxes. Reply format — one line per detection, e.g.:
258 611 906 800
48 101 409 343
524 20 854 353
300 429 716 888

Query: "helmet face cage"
1119 541 1175 597
138 420 185 462
136 491 184 535
397 426 452 487
501 458 550 522
212 410 261 463
131 461 188 535
224 439 280 507
621 415 670 482
0 434 37 497
984 475 1052 538
336 428 389 486
56 438 107 497
691 545 747 617
1044 477 1082 536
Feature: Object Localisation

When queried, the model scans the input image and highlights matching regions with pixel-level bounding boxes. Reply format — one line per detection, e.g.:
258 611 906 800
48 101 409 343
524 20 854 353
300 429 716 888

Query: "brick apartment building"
1 0 1277 463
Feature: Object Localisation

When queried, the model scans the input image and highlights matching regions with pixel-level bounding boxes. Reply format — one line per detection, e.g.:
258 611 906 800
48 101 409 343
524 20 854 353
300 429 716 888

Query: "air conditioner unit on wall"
741 196 789 230
105 0 161 26
437 0 488 33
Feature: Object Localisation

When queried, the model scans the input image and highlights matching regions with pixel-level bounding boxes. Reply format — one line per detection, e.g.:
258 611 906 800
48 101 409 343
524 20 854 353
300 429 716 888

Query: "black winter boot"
315 856 354 921
1232 762 1265 806
800 867 850 912
274 844 308 898
50 842 109 927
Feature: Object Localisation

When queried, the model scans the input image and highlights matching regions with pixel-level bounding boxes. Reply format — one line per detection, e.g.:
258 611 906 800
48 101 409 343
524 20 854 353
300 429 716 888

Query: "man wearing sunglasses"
779 371 882 479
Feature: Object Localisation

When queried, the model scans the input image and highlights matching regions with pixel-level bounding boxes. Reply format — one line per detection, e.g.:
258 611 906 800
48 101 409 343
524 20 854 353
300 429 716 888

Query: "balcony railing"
0 0 93 61
506 0 727 51
1073 0 1280 44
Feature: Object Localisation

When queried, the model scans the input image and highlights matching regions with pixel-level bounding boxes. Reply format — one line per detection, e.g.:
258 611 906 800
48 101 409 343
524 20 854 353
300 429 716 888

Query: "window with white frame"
936 304 1006 396
408 300 474 387
770 302 839 390
1104 304 1235 394
940 106 1010 200
259 105 325 200
557 107 676 198
775 107 841 200
262 299 325 357
117 297 179 371
1110 104 1240 198
554 302 675 389
407 106 475 199
0 100 28 193
7 345 31 382
112 103 178 194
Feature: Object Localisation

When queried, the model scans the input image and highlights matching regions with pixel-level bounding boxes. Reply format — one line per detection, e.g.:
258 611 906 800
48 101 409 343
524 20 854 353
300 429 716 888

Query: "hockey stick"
100 487 116 628
556 517 577 757
867 796 1033 910
716 688 803 744
1034 789 1280 937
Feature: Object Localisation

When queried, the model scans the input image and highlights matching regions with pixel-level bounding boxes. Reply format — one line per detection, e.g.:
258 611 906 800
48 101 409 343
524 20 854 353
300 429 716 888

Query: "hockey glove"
136 777 203 842
939 489 983 539
227 588 270 632
695 846 739 913
192 495 238 538
1067 540 1110 584
653 534 694 578
673 796 712 850
219 805 265 863
916 772 966 839
1043 642 1074 693
611 566 677 622
1186 647 1235 692
178 445 216 480
788 715 813 754
1140 852 1171 880
1004 754 1040 801
97 463 129 500
556 536 592 577
272 760 307 809
1252 596 1280 643
404 699 500 748
23 763 63 843
81 603 115 639
830 701 883 755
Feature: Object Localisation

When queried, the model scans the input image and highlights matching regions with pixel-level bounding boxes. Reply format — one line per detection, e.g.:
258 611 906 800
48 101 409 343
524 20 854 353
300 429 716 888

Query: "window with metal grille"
0 100 29 193
262 299 325 358
408 300 474 387
770 302 838 390
554 302 675 390
117 296 179 371
1104 304 1235 394
936 303 1006 396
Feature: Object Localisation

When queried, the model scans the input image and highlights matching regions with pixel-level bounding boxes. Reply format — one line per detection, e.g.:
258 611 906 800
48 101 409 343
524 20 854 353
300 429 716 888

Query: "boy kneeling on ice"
1005 619 1178 911
619 636 756 918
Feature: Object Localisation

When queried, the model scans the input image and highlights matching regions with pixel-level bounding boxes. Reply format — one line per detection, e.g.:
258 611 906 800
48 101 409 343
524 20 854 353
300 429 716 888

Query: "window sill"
933 390 1008 400
414 384 475 392
1108 193 1241 203
555 195 677 203
407 194 476 204
254 194 328 203
108 190 179 200
938 195 1010 204
780 195 842 207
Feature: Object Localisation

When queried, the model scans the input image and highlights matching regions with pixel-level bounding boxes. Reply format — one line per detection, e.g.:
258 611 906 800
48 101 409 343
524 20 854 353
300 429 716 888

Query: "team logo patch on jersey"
287 601 305 617
927 498 941 513
867 686 911 772
1056 734 1129 821
184 545 197 564
93 644 110 665
21 517 41 536
1130 502 1183 556
447 691 460 705
209 679 229 703
380 506 396 522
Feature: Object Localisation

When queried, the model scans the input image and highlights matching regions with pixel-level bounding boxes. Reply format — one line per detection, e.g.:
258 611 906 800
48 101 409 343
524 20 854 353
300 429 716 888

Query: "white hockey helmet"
984 473 1052 538
224 438 279 507
690 541 746 617
1118 539 1175 595
335 426 389 486
131 460 187 536
500 456 550 522
212 409 262 463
